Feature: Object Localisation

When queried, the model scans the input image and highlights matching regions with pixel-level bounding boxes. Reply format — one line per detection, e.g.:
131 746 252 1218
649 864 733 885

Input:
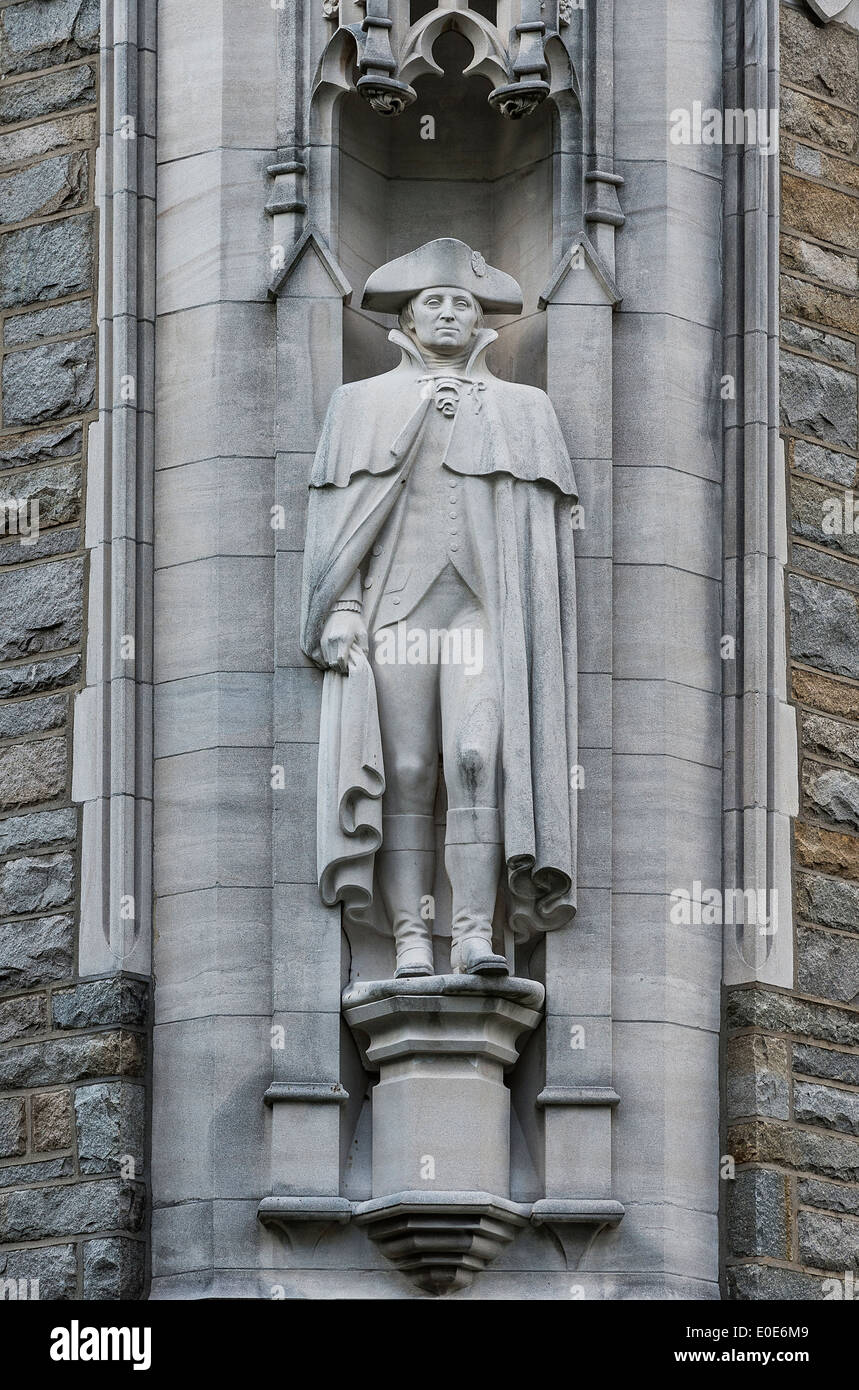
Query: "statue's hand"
320 610 369 674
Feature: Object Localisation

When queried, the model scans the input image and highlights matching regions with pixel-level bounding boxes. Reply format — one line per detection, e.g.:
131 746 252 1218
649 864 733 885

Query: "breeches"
370 564 501 830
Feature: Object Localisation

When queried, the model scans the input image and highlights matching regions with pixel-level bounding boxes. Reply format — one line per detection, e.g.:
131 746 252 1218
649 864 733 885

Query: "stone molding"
72 0 156 978
722 0 798 989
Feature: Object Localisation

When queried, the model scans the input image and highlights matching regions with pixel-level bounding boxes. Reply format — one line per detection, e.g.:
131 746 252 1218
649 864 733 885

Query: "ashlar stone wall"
0 0 146 1301
724 2 859 1299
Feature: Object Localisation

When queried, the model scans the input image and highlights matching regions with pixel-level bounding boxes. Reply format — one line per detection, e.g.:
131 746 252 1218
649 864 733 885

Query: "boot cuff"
382 813 436 851
445 806 501 845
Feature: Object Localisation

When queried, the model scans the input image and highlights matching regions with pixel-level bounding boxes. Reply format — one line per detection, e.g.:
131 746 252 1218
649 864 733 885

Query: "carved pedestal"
343 975 543 1293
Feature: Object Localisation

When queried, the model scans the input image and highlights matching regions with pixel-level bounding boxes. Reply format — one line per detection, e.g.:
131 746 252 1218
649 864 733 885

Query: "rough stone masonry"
0 0 147 1300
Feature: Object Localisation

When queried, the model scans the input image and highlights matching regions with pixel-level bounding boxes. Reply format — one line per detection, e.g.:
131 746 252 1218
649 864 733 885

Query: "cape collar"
388 327 498 380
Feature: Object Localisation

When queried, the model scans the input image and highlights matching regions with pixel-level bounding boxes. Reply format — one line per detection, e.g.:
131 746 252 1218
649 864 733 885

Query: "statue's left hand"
320 610 369 674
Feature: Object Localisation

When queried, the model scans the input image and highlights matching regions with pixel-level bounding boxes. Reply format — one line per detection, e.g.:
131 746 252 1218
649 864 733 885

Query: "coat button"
393 597 401 605
364 578 373 589
372 545 382 556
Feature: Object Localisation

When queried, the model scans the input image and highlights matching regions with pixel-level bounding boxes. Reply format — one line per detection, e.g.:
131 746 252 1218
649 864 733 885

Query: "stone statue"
300 238 578 978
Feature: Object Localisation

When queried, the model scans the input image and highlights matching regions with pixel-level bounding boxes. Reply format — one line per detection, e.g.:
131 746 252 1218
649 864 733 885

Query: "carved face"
408 286 480 353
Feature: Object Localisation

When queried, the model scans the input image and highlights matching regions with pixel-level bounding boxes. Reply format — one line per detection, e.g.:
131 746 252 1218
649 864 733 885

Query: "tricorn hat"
361 238 523 315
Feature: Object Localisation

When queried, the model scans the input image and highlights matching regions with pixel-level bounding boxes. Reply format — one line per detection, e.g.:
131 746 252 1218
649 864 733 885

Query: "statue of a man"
300 238 578 978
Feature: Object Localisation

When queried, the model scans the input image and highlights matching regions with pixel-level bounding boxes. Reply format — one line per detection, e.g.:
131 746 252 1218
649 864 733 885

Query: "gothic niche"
258 2 624 1296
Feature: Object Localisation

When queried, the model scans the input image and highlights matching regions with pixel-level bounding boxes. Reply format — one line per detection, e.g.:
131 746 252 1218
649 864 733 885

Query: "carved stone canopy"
325 1 570 119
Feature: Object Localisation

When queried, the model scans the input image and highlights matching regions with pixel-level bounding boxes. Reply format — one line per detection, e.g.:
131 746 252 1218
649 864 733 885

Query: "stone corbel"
489 0 551 118
357 0 416 114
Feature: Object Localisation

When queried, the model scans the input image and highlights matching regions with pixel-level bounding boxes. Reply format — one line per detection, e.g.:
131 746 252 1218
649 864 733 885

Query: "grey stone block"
32 1090 72 1151
4 301 90 347
726 1169 788 1259
0 62 96 126
74 1083 145 1175
780 351 858 450
794 1042 859 1088
82 1238 145 1300
0 111 96 173
0 807 74 856
52 978 149 1031
0 653 80 699
726 1263 830 1299
798 1177 859 1218
789 574 859 679
0 1156 73 1189
0 1180 145 1243
790 143 822 177
0 151 87 225
726 986 859 1047
0 523 79 567
801 717 859 773
154 745 272 895
0 1032 145 1089
157 0 276 163
3 335 95 426
0 422 81 469
0 215 93 311
0 851 73 915
765 1121 859 1182
154 886 271 1024
0 914 73 991
153 557 274 682
795 1080 859 1137
803 763 859 833
0 557 84 661
0 736 66 811
0 694 67 742
725 1034 790 1121
0 0 99 76
798 1209 859 1272
792 475 859 559
154 670 273 759
796 924 859 1005
0 992 46 1044
783 230 859 293
0 1243 76 1299
793 438 856 487
781 319 856 368
793 542 859 591
0 1098 26 1158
